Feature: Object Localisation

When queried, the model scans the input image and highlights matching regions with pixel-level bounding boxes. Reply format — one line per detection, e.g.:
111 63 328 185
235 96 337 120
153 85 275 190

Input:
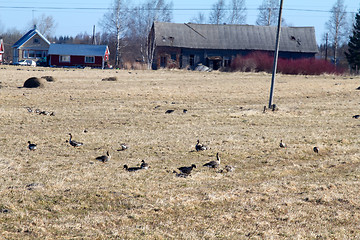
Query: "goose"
279 140 286 148
96 151 111 163
313 147 319 154
178 164 196 175
117 143 128 151
224 165 235 172
140 160 149 169
165 109 175 114
28 141 37 151
195 140 207 151
203 153 220 169
123 165 141 172
68 133 83 147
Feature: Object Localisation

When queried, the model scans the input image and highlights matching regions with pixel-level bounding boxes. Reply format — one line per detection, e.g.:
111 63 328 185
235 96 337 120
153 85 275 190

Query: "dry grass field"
1 65 360 239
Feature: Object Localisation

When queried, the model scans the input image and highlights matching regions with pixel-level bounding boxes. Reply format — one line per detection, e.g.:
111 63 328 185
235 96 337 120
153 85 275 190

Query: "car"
13 59 37 67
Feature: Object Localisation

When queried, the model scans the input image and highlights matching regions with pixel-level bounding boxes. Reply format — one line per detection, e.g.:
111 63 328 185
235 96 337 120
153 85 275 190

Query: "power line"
0 5 357 14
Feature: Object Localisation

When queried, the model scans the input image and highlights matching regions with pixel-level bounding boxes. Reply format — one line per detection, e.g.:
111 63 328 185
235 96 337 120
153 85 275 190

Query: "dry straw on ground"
0 65 360 239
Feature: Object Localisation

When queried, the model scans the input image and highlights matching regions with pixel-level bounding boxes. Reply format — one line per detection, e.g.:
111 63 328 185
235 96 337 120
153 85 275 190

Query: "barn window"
60 55 70 62
33 38 40 44
189 55 195 66
85 56 95 63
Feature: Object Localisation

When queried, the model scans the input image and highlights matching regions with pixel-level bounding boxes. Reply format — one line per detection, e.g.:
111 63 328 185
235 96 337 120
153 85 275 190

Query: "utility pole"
92 25 96 45
268 0 284 109
325 33 328 61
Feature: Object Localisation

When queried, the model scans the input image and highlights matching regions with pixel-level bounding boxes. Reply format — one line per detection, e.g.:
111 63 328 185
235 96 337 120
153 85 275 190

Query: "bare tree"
228 0 247 24
256 0 279 26
128 0 173 68
30 14 57 38
100 0 129 67
191 12 207 24
209 0 227 24
325 0 348 65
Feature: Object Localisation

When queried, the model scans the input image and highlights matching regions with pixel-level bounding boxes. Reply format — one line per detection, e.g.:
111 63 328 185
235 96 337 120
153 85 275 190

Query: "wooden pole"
325 33 328 61
268 0 284 109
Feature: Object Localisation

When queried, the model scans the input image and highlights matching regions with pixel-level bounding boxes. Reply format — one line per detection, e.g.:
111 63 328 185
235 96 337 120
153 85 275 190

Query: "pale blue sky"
0 0 359 44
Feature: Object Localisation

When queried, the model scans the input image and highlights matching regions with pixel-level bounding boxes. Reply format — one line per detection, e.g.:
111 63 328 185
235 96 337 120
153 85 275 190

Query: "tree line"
0 0 359 72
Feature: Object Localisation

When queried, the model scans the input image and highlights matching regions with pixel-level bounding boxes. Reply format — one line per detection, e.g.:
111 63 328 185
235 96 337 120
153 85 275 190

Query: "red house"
48 44 110 69
0 39 4 64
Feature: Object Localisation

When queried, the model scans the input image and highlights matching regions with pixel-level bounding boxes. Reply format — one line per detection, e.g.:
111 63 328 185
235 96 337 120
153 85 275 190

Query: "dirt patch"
41 76 56 82
102 76 117 81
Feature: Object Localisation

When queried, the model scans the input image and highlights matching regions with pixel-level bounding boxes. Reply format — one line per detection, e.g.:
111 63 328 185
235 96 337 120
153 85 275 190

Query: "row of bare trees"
99 0 173 68
0 0 355 69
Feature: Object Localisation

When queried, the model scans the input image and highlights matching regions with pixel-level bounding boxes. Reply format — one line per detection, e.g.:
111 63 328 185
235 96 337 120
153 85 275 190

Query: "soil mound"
23 77 45 88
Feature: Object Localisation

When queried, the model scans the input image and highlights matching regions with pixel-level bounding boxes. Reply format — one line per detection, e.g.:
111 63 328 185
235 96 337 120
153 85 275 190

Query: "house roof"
48 44 109 56
12 26 50 48
152 22 318 53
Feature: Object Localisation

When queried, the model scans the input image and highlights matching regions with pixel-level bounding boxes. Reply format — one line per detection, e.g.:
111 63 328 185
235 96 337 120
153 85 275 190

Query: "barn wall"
153 46 181 70
154 46 316 70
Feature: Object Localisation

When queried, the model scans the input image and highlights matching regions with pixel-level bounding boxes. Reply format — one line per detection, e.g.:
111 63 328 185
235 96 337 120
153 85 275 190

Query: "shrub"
230 52 346 75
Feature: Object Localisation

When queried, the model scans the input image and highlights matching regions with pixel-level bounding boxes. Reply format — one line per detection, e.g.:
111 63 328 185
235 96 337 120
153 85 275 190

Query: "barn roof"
152 22 318 53
12 26 50 48
48 44 109 56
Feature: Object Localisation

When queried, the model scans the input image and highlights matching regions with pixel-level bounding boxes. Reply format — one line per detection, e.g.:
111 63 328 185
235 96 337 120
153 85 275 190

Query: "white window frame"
85 56 95 63
60 55 70 62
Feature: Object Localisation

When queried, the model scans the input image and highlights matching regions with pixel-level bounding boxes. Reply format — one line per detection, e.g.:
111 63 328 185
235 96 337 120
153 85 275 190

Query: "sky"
0 0 359 44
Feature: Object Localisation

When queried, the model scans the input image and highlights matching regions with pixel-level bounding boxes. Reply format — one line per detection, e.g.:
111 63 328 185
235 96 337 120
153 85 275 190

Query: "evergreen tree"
345 10 360 74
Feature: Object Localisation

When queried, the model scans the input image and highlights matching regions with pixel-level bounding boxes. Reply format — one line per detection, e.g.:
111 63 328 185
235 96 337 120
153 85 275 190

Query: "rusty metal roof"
152 22 318 53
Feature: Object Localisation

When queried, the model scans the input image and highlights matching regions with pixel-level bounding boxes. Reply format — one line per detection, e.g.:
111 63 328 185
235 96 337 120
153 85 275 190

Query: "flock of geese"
27 136 230 176
27 136 319 176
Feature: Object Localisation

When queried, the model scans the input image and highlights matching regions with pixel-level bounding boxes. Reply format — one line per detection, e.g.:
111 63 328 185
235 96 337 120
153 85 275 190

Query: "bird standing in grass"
96 151 111 163
178 164 196 175
279 140 286 148
195 140 207 151
313 147 319 154
117 143 128 151
68 133 83 147
28 141 37 151
123 165 141 172
140 160 149 169
203 153 220 169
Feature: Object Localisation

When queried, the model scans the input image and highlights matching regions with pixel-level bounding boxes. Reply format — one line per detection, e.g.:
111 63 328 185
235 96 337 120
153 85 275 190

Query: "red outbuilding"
0 39 4 64
48 44 110 69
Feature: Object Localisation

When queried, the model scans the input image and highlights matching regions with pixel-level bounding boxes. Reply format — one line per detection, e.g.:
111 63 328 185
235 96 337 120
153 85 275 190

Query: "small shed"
12 25 50 63
48 44 110 69
148 22 318 70
0 39 4 64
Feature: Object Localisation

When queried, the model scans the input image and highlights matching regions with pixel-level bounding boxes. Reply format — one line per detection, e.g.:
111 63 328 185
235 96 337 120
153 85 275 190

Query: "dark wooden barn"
48 44 110 69
148 22 318 70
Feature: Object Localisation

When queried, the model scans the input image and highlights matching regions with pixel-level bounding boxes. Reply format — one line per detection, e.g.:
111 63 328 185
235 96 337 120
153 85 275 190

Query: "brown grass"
1 66 360 239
